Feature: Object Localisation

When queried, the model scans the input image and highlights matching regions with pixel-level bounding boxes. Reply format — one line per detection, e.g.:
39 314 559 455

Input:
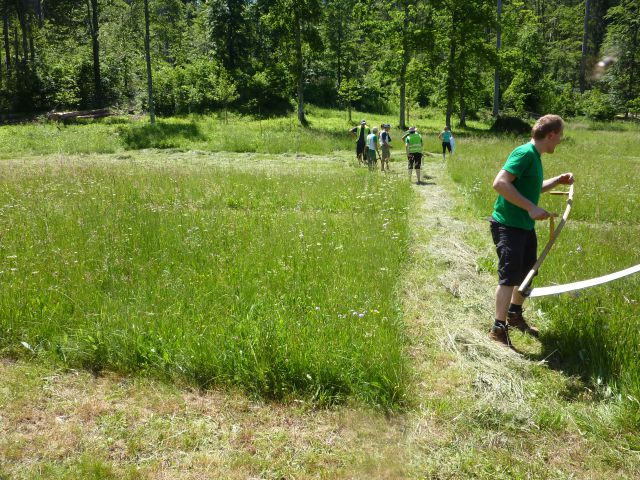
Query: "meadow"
1 107 639 411
2 109 640 478
0 151 413 408
446 121 640 405
0 106 452 159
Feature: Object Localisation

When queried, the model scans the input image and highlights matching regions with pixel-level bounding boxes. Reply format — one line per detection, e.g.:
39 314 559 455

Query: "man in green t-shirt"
489 114 574 349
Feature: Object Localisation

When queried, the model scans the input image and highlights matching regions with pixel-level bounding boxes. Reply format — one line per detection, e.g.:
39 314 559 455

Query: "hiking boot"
489 322 514 349
507 311 539 337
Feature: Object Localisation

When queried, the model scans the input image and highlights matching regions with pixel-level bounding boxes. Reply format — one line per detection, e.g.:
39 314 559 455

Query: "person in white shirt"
366 127 380 171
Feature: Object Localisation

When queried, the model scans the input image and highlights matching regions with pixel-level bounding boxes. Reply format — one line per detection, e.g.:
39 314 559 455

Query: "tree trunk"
336 17 342 88
143 0 155 124
459 31 467 127
3 13 10 72
445 27 456 128
89 0 102 106
459 85 466 127
294 10 307 126
579 0 590 93
16 3 27 66
36 0 43 23
493 0 502 117
398 2 410 130
13 26 18 69
626 18 639 118
27 12 35 62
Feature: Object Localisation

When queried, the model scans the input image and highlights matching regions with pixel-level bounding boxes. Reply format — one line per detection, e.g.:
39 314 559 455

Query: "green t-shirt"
492 142 543 231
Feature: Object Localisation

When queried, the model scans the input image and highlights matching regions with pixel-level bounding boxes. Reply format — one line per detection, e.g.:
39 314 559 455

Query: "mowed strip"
0 151 413 408
446 123 640 406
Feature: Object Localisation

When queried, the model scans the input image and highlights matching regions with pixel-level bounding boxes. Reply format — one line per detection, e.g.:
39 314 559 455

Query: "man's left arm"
542 172 574 192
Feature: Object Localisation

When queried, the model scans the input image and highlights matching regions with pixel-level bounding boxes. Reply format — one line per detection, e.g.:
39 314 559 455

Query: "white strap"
528 264 640 298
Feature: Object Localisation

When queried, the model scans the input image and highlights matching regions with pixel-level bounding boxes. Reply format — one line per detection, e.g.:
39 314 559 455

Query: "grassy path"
1 155 639 479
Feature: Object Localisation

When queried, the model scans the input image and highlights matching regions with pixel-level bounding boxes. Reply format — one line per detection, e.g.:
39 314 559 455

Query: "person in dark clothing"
350 119 371 165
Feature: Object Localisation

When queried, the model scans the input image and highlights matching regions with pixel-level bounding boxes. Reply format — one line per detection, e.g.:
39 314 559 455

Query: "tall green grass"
0 105 489 159
0 107 407 158
0 155 413 408
446 121 640 411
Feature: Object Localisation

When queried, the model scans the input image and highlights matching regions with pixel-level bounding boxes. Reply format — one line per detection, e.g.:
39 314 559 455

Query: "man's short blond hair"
532 114 564 140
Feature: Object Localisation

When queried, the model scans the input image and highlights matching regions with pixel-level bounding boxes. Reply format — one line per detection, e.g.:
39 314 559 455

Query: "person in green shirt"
404 127 424 184
489 114 574 349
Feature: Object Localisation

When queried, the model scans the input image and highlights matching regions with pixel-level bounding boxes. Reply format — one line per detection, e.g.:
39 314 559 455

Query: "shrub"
502 72 529 117
490 116 532 135
580 89 617 121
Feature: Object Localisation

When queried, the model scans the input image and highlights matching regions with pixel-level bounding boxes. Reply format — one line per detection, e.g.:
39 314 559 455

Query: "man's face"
547 127 564 153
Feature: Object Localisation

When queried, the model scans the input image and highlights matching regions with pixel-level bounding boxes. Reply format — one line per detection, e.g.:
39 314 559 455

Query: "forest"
0 0 638 127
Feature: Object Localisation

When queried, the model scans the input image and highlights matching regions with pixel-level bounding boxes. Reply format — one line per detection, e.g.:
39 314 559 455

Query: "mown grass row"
446 121 640 417
0 155 413 408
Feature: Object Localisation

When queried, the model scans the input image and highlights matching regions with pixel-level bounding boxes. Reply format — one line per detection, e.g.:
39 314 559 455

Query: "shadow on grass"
119 121 206 149
524 332 618 402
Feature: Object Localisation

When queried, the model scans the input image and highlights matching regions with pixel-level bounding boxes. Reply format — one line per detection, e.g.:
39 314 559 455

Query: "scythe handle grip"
519 269 537 296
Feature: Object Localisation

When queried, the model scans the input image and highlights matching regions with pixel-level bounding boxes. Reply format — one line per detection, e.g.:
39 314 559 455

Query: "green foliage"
338 79 361 106
580 89 617 121
0 0 638 125
502 72 529 116
152 61 238 115
490 116 531 135
629 97 640 117
601 0 640 114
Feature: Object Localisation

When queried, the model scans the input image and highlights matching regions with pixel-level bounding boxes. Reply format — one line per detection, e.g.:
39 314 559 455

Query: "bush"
502 72 529 117
490 116 532 135
580 89 617 121
536 78 580 118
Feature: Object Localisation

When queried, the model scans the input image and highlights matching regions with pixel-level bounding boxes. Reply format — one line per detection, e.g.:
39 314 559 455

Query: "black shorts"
442 142 452 153
490 219 537 286
356 141 365 156
407 152 422 170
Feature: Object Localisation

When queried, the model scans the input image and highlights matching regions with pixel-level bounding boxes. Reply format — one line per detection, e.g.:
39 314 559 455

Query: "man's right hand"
528 205 551 220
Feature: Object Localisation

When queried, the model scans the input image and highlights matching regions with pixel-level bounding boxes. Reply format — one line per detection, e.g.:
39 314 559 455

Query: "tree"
88 0 102 105
437 0 495 127
602 0 640 117
580 0 591 93
143 0 155 123
493 0 502 117
207 0 250 72
337 77 361 122
213 68 239 122
322 0 359 91
263 0 322 126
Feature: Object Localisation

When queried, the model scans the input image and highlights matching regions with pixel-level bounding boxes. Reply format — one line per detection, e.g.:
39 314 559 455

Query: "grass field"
446 121 640 411
0 106 470 159
0 151 413 408
2 108 640 478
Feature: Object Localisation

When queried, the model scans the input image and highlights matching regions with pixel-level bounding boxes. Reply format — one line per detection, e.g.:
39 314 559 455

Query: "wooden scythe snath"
519 184 640 298
518 184 574 297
